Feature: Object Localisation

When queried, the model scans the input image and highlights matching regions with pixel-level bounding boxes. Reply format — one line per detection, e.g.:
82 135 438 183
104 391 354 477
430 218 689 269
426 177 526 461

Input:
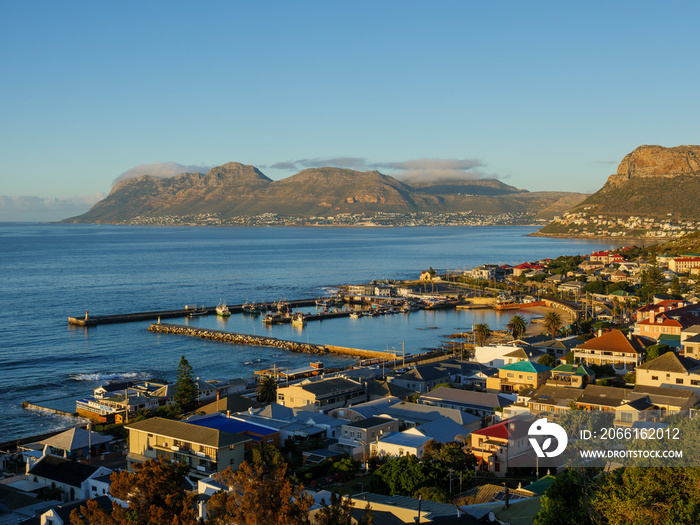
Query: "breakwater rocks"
148 323 327 355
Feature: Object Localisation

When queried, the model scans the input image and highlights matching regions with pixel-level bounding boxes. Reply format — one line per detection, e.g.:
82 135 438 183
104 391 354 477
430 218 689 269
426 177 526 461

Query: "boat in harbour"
216 300 231 317
291 312 307 327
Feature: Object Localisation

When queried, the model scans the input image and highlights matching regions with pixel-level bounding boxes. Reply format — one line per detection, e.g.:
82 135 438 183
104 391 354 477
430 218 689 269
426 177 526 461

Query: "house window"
527 375 534 381
677 378 684 384
692 380 700 386
495 462 500 472
507 373 514 378
621 412 633 422
651 376 658 381
666 374 671 380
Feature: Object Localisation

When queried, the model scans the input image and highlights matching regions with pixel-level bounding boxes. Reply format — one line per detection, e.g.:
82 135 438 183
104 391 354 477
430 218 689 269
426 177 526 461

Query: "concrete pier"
22 402 78 418
69 299 318 327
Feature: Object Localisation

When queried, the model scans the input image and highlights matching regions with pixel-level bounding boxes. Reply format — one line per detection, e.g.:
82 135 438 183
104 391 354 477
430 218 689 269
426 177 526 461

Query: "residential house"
526 385 585 415
198 394 263 415
635 352 700 394
500 347 547 364
486 361 552 393
38 427 114 461
345 493 472 524
365 379 415 401
336 416 399 459
474 344 532 368
531 336 584 360
545 364 595 388
683 333 700 359
186 412 281 449
369 428 431 459
575 384 630 412
573 329 654 374
418 387 516 418
387 364 450 394
27 455 112 503
615 385 698 424
469 418 535 477
512 262 544 277
635 300 689 322
558 280 586 294
125 417 250 478
37 496 113 525
431 359 499 388
634 303 700 341
276 377 366 411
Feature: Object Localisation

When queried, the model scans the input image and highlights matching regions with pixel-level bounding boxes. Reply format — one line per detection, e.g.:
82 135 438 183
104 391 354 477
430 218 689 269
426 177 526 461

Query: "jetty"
22 402 78 418
147 323 395 359
69 299 318 327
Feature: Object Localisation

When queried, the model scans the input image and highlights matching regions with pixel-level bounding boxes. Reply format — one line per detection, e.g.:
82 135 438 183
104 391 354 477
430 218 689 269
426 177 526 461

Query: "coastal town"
121 211 543 229
4 241 700 524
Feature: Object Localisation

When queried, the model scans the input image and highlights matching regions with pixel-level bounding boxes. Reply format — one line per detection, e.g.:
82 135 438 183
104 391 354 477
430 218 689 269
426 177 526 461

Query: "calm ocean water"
0 223 622 442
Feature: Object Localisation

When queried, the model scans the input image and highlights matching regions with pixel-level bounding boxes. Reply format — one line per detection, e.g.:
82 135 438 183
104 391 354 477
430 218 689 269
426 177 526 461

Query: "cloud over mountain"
269 156 491 185
112 162 211 185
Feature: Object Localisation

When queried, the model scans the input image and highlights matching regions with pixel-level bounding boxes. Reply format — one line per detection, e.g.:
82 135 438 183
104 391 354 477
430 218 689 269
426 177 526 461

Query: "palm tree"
544 311 562 339
506 315 527 340
473 323 492 346
256 375 278 403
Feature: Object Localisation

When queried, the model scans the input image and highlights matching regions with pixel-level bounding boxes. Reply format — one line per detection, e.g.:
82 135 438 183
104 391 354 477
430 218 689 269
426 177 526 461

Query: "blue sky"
2 1 700 220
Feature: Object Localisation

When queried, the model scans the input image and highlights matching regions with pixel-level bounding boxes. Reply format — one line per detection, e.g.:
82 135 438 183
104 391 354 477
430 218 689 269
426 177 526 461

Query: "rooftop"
125 417 251 448
499 361 551 373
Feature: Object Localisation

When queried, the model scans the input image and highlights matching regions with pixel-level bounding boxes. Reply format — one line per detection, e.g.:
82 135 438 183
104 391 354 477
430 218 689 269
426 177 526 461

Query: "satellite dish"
489 511 496 522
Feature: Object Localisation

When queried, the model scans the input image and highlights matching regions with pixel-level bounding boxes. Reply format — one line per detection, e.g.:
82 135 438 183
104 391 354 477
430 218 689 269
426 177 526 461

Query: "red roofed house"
469 418 534 477
512 263 545 277
635 300 689 322
589 251 626 265
573 329 654 375
634 303 700 341
669 258 700 274
589 251 610 263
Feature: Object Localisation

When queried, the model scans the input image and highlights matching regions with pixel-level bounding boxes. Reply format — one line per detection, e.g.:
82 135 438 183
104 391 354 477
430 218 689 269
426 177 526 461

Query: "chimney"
216 390 220 401
226 410 230 418
504 485 510 509
598 329 603 337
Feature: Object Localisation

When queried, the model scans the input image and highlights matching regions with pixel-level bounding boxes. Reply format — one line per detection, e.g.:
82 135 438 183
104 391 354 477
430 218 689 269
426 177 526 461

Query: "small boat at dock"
216 300 231 317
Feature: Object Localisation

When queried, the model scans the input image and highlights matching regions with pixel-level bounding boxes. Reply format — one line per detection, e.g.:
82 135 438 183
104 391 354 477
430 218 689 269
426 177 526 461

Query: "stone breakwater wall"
148 323 327 354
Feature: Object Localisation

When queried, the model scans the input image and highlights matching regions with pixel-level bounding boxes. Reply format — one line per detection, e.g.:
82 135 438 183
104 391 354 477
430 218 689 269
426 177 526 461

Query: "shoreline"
528 231 666 244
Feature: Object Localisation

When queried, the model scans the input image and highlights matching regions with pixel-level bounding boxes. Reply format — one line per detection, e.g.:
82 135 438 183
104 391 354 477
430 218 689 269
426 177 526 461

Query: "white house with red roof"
469 417 535 477
512 262 545 277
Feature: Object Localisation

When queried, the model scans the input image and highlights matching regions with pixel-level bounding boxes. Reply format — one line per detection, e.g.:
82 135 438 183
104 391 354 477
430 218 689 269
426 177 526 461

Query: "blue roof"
188 413 277 436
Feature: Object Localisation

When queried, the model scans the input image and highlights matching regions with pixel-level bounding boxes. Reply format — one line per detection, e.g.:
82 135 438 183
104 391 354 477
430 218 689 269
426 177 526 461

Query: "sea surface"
0 223 623 442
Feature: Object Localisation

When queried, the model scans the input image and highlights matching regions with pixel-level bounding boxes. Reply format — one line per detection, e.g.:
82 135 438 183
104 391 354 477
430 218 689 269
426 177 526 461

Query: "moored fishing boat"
216 299 231 317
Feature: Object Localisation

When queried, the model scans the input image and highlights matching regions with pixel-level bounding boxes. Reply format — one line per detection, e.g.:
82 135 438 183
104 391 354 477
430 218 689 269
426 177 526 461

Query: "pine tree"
174 355 197 413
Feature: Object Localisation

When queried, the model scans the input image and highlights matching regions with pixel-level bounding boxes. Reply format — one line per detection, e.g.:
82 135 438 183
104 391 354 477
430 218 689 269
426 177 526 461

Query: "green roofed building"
487 361 552 393
546 363 595 388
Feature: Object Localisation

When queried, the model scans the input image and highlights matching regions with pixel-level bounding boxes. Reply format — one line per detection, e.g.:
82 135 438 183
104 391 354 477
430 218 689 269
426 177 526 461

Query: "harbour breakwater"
147 323 395 360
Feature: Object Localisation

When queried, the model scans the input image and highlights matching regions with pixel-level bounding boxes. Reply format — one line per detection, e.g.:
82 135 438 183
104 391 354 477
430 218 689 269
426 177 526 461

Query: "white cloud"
0 193 106 222
112 162 211 185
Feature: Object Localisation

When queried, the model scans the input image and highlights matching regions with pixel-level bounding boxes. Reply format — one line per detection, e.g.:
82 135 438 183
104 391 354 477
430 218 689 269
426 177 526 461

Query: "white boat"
350 311 362 319
216 300 231 317
292 313 307 326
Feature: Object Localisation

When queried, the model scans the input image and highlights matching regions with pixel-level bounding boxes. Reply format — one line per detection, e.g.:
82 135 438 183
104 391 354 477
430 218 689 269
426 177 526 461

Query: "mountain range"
62 163 586 223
